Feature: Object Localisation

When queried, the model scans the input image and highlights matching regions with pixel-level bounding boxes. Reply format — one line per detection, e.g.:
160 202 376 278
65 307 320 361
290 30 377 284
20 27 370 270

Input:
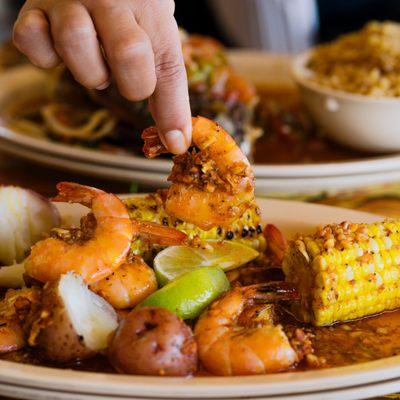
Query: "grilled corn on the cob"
283 220 400 326
124 193 266 260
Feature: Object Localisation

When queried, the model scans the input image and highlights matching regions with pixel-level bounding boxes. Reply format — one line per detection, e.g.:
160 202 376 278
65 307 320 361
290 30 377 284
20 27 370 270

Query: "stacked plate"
2 57 400 196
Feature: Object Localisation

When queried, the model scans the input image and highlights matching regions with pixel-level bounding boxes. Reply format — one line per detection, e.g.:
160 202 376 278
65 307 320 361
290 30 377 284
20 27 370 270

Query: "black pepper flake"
226 231 234 240
162 217 168 226
256 225 262 234
242 228 249 238
217 227 222 235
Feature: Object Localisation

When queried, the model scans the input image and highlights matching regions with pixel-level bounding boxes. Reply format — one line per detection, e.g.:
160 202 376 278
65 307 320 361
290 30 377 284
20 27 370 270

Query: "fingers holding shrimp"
142 116 255 230
14 0 190 154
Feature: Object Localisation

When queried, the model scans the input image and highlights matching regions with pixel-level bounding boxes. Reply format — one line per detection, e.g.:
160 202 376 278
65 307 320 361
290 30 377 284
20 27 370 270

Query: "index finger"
143 18 192 154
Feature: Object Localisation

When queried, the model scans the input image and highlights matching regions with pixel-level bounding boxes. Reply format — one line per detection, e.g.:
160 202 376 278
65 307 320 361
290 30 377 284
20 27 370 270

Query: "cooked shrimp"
91 220 187 309
194 282 309 375
25 182 134 284
142 116 255 230
0 287 41 353
264 224 288 263
91 257 157 309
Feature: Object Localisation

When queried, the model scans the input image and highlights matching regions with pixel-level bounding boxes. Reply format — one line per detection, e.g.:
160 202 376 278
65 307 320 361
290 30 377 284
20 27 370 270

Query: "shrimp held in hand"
194 282 310 375
25 182 134 284
142 116 255 230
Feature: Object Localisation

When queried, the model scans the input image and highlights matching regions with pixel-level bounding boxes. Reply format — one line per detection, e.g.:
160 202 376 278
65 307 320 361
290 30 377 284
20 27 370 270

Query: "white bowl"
292 51 400 153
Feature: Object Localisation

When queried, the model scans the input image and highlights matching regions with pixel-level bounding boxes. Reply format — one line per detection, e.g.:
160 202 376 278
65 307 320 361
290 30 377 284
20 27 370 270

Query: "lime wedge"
154 241 259 286
138 266 230 320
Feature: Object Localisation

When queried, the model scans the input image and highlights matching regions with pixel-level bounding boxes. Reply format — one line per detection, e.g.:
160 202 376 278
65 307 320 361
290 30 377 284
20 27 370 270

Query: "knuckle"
144 0 175 17
93 0 120 10
13 12 47 46
156 57 185 83
55 20 93 49
112 38 149 65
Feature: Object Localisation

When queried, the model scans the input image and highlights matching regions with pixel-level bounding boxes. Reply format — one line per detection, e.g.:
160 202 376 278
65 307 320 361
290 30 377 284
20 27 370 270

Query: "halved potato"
29 273 118 363
0 186 60 266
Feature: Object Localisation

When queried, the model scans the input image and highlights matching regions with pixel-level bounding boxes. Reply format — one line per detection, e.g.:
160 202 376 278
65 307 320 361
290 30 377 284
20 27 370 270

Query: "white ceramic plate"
2 196 398 400
3 62 400 178
2 137 400 197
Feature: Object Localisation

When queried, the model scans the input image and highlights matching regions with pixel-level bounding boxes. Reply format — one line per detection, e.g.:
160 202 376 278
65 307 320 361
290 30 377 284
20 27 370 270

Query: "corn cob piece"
283 220 400 326
123 193 266 260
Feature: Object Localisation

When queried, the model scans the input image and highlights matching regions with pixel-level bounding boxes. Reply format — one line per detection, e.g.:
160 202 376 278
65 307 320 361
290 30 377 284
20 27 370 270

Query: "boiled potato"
108 307 198 376
0 186 60 266
29 273 118 363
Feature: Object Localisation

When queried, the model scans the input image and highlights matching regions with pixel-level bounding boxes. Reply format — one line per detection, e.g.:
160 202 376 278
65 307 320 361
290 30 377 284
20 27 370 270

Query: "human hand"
13 0 191 154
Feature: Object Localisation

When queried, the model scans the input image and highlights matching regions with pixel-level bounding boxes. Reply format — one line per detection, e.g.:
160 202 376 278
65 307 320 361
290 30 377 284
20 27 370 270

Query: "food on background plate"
253 94 372 164
307 21 400 97
1 115 400 376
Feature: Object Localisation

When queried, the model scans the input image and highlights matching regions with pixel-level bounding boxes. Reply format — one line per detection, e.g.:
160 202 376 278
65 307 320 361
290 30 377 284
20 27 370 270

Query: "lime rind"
154 240 259 286
138 266 230 320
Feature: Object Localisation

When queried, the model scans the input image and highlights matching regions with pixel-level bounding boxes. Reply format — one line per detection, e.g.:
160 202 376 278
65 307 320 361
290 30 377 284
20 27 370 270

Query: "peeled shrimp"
25 182 134 284
142 116 255 231
91 257 157 309
194 282 308 375
91 222 187 309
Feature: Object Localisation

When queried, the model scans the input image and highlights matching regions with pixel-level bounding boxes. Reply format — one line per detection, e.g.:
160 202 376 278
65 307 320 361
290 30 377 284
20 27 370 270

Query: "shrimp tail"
142 127 168 158
264 224 288 262
132 220 188 246
52 182 105 207
246 282 300 302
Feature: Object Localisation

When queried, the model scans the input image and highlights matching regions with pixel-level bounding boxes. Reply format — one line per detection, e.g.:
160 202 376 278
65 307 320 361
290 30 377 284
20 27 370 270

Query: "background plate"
2 61 400 178
1 137 400 196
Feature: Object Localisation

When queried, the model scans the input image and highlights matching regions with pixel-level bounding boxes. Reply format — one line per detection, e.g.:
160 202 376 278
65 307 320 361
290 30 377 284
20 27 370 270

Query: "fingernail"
96 81 110 90
165 130 187 154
